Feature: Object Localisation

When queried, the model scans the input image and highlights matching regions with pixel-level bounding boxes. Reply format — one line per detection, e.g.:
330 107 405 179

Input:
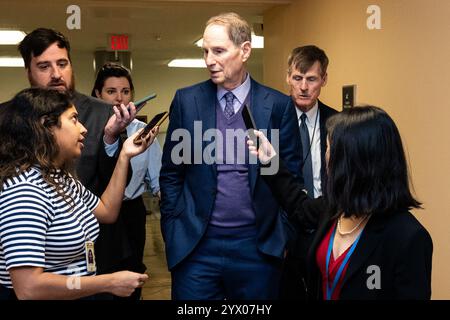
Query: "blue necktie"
300 113 314 198
224 91 235 119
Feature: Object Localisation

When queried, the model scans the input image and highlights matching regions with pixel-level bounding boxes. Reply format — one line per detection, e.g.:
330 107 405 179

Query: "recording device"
242 104 258 148
133 111 169 145
127 93 157 113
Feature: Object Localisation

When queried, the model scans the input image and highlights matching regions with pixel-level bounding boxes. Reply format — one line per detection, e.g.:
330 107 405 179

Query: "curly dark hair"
325 105 421 218
0 88 77 205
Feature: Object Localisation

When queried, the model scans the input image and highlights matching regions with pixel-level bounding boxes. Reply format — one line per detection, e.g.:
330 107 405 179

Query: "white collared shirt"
296 101 322 198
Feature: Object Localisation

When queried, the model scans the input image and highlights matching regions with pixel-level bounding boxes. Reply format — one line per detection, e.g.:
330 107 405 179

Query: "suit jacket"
265 159 433 300
284 100 338 280
159 78 302 270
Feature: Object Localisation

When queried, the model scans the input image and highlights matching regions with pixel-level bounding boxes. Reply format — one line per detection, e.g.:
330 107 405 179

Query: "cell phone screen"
133 111 168 144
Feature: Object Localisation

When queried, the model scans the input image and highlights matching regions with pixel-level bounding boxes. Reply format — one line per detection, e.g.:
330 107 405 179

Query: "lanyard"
325 223 364 300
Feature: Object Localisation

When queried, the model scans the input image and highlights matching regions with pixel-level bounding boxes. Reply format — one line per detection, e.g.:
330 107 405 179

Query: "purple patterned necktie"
224 91 235 119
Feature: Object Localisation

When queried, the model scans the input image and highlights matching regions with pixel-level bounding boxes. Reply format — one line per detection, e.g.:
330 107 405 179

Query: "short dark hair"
287 45 328 76
18 28 71 68
91 62 134 99
0 88 73 191
325 106 421 218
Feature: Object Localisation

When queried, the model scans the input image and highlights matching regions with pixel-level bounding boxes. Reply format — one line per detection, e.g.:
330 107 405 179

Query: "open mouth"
49 82 66 88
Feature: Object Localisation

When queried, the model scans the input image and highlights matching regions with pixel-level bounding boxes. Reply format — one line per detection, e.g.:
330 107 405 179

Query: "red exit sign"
110 34 129 51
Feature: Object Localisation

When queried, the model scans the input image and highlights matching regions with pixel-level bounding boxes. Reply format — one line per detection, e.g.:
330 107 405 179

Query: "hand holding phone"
126 93 157 113
133 111 169 145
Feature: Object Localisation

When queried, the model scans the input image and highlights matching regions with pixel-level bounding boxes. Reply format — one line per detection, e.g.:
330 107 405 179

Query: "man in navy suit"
280 45 338 300
160 12 301 299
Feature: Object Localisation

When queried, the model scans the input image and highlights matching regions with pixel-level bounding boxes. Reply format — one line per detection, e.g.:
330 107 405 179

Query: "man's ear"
95 89 101 98
322 72 328 87
241 41 252 62
26 68 32 85
286 72 291 85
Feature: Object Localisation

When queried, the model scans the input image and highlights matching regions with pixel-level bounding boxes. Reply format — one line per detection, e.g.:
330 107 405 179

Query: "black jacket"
266 159 433 300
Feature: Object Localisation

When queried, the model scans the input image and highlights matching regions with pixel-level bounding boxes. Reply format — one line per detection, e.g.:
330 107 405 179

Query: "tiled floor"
141 212 171 300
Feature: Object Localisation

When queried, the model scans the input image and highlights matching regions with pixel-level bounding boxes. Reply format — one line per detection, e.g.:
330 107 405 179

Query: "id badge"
85 241 96 273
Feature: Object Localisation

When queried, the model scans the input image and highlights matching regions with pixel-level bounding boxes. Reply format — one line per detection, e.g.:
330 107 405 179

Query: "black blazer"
265 159 433 300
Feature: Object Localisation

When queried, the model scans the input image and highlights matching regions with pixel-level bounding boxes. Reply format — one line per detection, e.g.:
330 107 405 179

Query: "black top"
264 158 433 300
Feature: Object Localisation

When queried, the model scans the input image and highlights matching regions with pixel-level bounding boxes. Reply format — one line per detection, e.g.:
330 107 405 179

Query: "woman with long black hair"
248 105 432 300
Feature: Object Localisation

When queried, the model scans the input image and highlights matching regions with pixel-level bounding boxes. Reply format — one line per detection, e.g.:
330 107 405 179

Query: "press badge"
85 241 97 273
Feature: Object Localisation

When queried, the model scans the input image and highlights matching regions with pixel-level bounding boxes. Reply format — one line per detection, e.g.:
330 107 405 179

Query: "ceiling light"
168 59 206 68
0 57 24 67
0 30 26 45
195 33 264 49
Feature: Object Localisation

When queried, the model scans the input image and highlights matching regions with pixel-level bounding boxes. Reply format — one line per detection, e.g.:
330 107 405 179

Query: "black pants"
95 196 147 301
0 285 17 300
279 228 315 300
113 196 147 300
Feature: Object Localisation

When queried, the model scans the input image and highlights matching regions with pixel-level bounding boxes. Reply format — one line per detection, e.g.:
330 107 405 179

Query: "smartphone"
128 93 157 113
242 104 258 147
133 111 169 144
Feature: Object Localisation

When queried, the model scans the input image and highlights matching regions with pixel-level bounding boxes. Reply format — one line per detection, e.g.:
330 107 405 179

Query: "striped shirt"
0 167 100 288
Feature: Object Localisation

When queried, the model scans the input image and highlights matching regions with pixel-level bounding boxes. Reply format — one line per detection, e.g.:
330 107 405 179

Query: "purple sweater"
209 100 256 228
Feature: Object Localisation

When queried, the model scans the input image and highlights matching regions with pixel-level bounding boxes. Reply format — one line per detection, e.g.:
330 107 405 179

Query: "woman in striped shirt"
0 88 157 300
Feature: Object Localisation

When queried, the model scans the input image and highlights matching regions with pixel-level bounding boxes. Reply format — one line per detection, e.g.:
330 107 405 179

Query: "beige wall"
264 0 450 299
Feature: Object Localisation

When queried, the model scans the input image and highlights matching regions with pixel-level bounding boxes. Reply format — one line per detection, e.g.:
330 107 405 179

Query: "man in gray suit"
3 28 136 282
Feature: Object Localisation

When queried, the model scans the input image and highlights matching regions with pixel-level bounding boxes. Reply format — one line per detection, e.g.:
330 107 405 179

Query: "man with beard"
0 28 137 292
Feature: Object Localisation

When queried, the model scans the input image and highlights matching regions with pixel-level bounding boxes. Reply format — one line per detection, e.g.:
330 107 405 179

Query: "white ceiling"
0 0 291 67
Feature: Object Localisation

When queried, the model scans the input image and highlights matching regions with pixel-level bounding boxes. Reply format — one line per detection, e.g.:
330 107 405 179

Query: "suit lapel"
248 79 272 195
318 101 328 164
341 215 384 287
197 80 217 175
197 80 216 132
